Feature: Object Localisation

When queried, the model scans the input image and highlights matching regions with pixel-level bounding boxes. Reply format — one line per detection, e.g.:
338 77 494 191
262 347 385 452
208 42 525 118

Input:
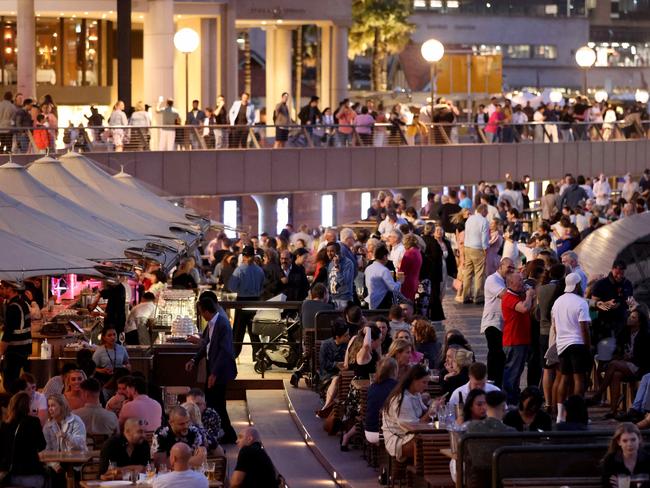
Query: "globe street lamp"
594 90 608 103
549 90 563 104
421 39 445 119
174 28 200 119
575 46 596 96
635 89 649 104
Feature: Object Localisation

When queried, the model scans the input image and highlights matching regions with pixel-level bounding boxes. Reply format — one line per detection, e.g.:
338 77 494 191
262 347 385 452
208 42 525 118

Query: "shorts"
558 344 592 375
275 127 289 141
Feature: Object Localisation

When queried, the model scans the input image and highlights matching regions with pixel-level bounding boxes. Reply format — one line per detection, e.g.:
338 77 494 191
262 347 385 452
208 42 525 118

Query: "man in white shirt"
152 442 208 488
462 204 490 305
479 195 500 222
448 362 500 407
551 273 592 416
387 229 405 270
593 174 611 208
560 251 587 295
480 258 514 387
125 292 157 345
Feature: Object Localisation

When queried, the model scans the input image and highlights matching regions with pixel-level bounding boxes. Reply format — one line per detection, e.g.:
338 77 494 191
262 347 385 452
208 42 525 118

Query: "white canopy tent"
27 156 193 244
0 190 129 261
58 152 207 230
0 227 101 282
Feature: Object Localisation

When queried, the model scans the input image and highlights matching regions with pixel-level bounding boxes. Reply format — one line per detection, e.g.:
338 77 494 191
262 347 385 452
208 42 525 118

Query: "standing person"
228 246 265 359
398 234 422 303
551 273 592 417
326 242 355 309
13 98 33 153
481 258 515 387
0 91 16 152
230 427 280 488
129 101 151 151
421 222 457 322
0 392 47 488
213 95 229 148
278 250 309 301
185 294 237 444
336 102 356 147
186 99 206 149
298 96 321 146
228 92 255 149
156 98 179 151
0 282 32 393
92 325 131 384
591 260 634 340
109 100 128 152
365 246 402 309
354 106 375 146
462 204 490 305
593 174 612 209
501 272 536 405
273 92 291 148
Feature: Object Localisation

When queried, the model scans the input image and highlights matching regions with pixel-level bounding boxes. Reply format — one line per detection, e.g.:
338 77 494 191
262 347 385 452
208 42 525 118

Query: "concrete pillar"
144 0 174 107
17 0 36 98
319 25 332 111
201 18 217 107
252 194 278 236
217 0 238 105
265 27 293 115
331 24 349 105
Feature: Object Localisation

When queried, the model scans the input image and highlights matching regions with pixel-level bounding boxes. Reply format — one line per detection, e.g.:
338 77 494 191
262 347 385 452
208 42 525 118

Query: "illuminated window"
506 45 531 59
413 0 427 8
361 192 371 220
321 194 334 227
532 45 557 59
223 199 238 238
276 197 289 235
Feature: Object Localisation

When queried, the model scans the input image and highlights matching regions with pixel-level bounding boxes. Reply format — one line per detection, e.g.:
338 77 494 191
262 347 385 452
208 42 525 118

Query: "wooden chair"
333 370 355 425
418 433 454 488
161 386 190 413
86 433 110 451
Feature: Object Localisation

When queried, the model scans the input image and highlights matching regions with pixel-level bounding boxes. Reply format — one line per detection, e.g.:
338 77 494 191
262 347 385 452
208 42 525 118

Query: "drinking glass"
205 461 216 480
158 464 168 474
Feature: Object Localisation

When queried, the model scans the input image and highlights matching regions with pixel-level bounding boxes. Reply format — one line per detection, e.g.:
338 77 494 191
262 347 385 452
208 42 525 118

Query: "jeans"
337 131 352 147
633 372 650 412
503 344 530 405
485 326 505 388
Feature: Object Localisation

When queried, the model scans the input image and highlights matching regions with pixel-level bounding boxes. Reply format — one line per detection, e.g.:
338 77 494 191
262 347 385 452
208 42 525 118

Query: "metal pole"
185 52 189 122
583 68 588 96
430 62 435 118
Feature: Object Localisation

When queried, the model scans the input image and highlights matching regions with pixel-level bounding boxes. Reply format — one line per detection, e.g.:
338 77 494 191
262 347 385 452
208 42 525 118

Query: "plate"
99 481 133 487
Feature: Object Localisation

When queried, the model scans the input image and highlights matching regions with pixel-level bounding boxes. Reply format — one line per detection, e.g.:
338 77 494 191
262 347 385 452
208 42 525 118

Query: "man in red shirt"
501 272 536 405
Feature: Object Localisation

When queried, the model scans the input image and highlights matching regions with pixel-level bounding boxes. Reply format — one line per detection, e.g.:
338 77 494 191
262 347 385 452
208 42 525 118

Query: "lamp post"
575 46 596 96
173 28 200 119
421 38 445 119
635 89 649 104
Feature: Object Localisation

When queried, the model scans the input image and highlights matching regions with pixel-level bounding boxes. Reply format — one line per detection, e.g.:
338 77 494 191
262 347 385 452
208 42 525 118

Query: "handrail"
3 119 650 154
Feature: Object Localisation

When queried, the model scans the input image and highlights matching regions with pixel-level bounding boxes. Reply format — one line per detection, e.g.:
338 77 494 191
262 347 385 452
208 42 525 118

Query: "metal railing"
2 119 650 154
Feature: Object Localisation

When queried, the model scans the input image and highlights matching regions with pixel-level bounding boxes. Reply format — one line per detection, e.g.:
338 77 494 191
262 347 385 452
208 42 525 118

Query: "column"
252 194 278 236
16 0 35 98
201 18 217 108
143 0 174 106
265 27 293 115
319 25 332 111
217 0 238 105
117 0 132 109
331 24 349 105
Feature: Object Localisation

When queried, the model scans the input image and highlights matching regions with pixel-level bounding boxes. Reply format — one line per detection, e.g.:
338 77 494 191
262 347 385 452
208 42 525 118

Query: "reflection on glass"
36 18 58 85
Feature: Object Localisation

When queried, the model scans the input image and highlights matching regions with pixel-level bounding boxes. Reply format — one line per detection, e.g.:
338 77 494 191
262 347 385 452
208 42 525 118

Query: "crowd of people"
6 89 647 154
2 164 650 486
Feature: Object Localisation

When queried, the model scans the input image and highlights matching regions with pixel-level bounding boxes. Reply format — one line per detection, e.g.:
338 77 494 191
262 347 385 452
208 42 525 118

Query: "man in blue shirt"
228 246 265 358
364 246 402 309
458 189 473 209
325 242 355 309
462 204 490 304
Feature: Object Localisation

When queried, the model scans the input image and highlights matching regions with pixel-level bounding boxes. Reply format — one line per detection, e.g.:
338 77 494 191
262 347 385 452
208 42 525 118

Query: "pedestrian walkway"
246 389 337 488
440 293 488 363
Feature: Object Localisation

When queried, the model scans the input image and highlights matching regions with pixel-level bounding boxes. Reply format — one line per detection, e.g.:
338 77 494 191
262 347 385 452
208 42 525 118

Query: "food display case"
154 289 199 342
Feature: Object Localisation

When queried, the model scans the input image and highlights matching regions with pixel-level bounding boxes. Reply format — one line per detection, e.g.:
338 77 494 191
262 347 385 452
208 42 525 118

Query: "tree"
349 0 415 91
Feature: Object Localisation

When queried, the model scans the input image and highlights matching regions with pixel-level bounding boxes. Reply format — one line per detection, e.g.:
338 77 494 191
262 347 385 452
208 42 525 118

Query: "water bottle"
40 339 52 359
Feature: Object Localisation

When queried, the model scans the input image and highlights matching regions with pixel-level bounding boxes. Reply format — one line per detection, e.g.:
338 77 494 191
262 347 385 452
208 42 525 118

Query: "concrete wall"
20 140 642 198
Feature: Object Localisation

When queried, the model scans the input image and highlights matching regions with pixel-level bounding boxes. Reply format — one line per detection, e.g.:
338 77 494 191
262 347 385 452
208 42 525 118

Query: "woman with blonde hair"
387 338 414 379
63 369 86 410
129 100 151 150
108 100 128 151
43 393 86 452
394 329 424 365
442 348 473 400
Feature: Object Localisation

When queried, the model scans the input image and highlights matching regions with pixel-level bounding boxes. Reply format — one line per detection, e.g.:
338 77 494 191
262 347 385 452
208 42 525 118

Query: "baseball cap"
564 272 581 293
242 245 255 257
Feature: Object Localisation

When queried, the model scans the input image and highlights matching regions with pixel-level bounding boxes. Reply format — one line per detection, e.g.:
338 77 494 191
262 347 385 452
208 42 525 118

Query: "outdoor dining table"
39 450 99 488
80 479 224 488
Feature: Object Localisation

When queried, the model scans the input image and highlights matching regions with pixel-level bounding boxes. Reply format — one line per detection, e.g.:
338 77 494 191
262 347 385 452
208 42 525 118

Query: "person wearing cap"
551 273 592 418
156 97 179 151
0 281 32 392
591 260 634 340
228 245 265 359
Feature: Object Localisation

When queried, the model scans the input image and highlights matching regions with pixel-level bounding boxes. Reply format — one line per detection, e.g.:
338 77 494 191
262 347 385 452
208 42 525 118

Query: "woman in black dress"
421 222 457 321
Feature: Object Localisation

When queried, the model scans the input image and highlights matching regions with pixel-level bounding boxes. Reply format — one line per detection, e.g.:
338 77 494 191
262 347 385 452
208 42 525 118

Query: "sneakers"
289 373 300 388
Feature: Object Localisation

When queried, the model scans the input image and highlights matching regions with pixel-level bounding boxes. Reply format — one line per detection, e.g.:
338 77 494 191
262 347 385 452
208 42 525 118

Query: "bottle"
455 391 464 421
146 462 155 480
40 339 52 359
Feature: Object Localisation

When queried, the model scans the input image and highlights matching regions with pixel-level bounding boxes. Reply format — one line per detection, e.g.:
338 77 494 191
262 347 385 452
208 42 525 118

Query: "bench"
492 444 606 488
457 430 650 488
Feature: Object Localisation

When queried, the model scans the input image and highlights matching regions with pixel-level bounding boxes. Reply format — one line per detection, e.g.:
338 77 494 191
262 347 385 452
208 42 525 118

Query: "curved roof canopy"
575 212 650 280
